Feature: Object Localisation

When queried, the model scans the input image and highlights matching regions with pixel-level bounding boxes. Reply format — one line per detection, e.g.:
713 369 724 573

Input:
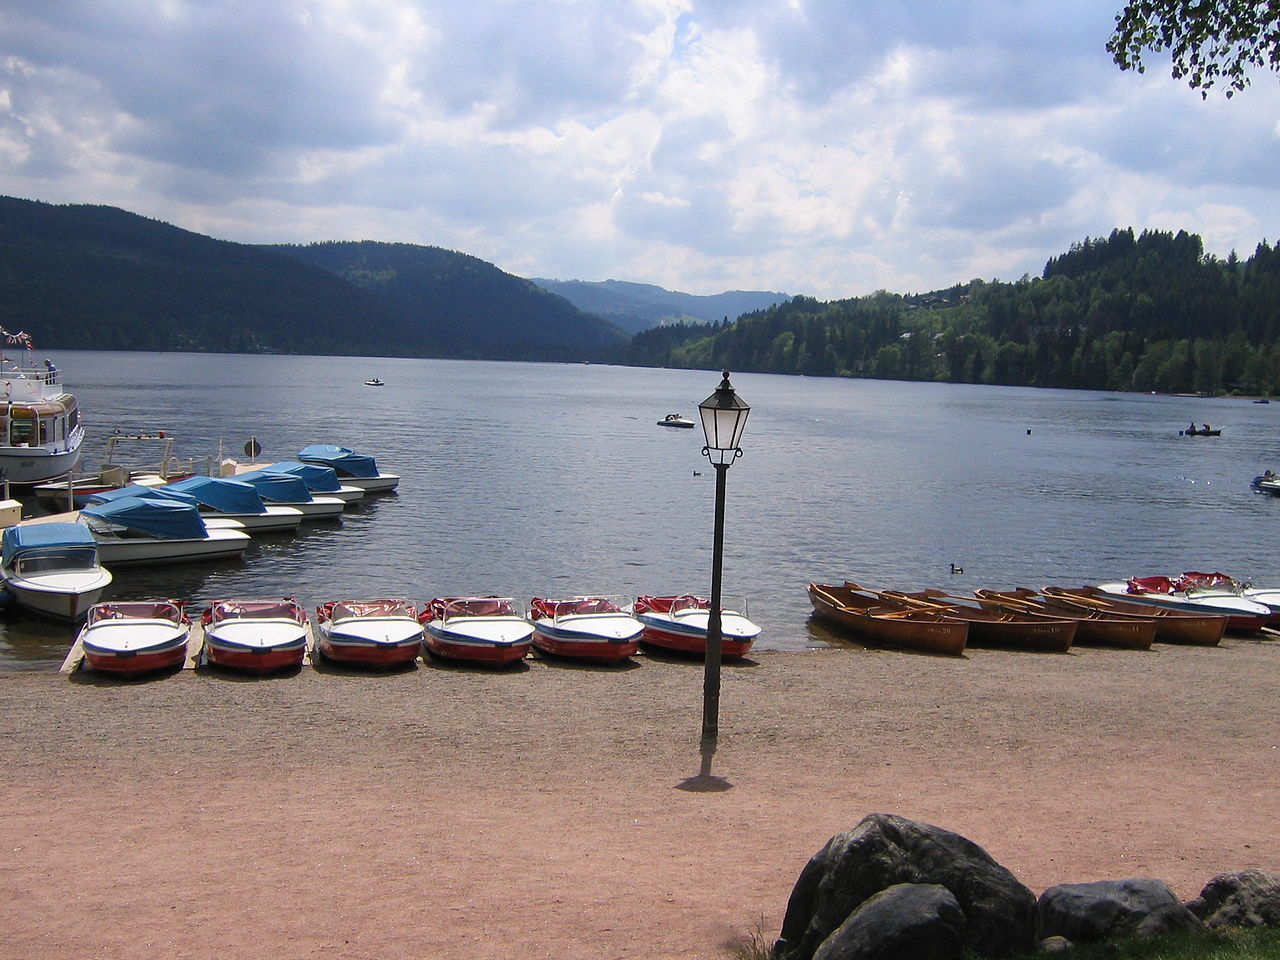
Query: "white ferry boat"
0 332 83 486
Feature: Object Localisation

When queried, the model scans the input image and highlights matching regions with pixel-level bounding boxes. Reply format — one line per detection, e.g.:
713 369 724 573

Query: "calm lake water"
4 349 1280 670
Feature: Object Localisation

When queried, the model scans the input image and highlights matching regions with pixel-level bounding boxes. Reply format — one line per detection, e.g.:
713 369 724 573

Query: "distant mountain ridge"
530 278 789 334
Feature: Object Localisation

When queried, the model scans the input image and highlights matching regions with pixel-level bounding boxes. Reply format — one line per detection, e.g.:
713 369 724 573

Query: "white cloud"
0 0 1278 300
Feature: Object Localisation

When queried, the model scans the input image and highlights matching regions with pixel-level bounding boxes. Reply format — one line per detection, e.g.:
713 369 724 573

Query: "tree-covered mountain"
0 196 626 360
530 278 789 334
620 228 1280 397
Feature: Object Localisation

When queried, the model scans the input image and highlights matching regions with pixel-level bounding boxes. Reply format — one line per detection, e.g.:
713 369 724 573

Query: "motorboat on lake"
78 600 191 677
78 495 250 566
160 475 303 532
314 599 423 668
231 468 345 519
364 378 384 387
297 444 400 493
529 596 644 663
260 460 364 503
201 598 309 674
0 521 112 621
633 594 760 657
657 413 696 428
419 597 533 666
0 334 84 486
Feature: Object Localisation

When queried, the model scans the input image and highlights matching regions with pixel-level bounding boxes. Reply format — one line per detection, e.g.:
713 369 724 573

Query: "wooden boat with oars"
1042 587 1226 646
974 588 1156 650
807 583 967 656
852 583 1077 653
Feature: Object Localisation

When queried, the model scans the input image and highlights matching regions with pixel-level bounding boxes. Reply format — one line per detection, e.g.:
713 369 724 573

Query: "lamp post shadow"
675 734 734 792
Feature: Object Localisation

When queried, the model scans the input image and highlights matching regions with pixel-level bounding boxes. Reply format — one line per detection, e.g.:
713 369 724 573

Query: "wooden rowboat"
808 583 967 656
1042 587 1226 646
974 588 1156 650
852 584 1077 653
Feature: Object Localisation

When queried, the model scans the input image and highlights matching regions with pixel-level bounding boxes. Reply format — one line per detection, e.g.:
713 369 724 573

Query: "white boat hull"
341 473 400 493
0 444 83 486
3 568 113 621
202 506 304 532
93 528 251 565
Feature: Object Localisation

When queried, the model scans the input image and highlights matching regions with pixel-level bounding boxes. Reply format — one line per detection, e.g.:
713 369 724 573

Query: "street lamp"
697 369 750 746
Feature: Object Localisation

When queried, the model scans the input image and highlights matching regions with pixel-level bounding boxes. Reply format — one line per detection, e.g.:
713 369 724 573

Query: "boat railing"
550 596 627 622
669 594 749 619
438 597 522 622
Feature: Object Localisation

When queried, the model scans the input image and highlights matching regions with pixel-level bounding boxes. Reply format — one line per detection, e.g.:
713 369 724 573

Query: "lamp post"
697 369 750 746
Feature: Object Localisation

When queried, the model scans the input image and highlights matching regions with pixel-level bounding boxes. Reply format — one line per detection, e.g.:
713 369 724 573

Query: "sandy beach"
1 637 1277 960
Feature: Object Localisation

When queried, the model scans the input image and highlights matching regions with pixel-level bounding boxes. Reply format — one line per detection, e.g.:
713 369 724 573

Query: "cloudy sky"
2 0 1278 300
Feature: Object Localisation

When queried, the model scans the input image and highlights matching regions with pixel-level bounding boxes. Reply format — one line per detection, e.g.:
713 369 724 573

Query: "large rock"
774 814 1037 960
1187 869 1280 928
811 883 966 960
1037 879 1205 942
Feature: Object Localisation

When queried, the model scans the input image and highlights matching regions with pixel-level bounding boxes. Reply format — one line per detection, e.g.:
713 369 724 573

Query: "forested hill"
0 196 626 360
529 278 789 334
622 228 1280 396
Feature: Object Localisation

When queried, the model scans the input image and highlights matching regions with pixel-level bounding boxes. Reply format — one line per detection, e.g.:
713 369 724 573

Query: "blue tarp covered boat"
297 444 379 479
79 496 250 565
165 476 269 514
1 521 112 620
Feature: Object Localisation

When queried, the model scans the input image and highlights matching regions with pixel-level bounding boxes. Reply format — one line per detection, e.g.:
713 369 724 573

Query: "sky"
2 0 1278 301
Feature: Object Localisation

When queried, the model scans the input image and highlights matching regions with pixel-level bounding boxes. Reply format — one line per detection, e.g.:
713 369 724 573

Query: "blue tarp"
164 476 267 514
2 522 98 566
84 484 198 507
232 469 315 503
81 496 210 540
297 444 379 479
264 461 342 493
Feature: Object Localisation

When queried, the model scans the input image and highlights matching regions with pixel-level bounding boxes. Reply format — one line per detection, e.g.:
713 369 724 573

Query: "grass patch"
1006 927 1280 959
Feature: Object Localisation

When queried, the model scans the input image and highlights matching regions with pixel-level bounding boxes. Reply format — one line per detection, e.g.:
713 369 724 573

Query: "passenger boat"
159 476 303 532
419 597 533 666
297 444 400 493
78 600 191 676
314 599 423 668
632 594 760 657
808 583 967 656
0 335 83 486
855 583 1077 652
529 596 644 663
1097 578 1271 634
1042 587 1227 645
974 588 1156 650
201 598 309 674
657 413 695 428
231 469 345 519
78 495 250 565
0 521 112 621
260 460 364 503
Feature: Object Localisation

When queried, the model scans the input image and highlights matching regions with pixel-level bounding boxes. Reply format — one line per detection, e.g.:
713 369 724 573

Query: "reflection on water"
6 351 1280 670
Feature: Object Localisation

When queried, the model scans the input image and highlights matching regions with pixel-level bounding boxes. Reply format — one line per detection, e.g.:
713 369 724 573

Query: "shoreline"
2 639 1277 959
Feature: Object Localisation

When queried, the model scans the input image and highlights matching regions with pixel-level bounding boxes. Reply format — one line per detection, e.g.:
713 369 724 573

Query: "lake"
4 349 1279 670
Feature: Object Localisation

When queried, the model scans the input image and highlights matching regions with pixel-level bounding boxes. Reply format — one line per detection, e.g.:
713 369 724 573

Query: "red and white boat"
419 597 533 666
529 596 644 663
201 598 309 674
314 598 423 668
633 594 760 658
78 600 191 677
1097 576 1272 634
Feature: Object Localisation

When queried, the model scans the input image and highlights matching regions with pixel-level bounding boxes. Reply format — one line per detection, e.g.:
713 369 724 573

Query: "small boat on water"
201 598 309 674
261 460 364 503
78 600 191 677
657 413 695 428
0 521 112 621
974 588 1156 650
0 334 84 486
1042 587 1227 645
808 582 967 656
419 597 534 666
1097 577 1271 634
231 469 346 519
1182 424 1221 436
632 594 760 657
297 444 400 493
78 495 250 566
364 378 385 387
860 584 1077 652
529 596 644 663
314 599 423 668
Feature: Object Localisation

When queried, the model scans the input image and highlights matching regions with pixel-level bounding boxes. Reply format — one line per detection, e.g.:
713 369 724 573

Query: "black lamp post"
697 369 750 746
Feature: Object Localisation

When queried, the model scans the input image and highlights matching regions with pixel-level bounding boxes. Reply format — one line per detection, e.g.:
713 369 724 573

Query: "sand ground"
1 638 1277 960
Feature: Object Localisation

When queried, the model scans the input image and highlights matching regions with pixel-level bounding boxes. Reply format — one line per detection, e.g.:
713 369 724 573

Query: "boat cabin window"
14 549 99 574
9 420 34 446
38 419 51 444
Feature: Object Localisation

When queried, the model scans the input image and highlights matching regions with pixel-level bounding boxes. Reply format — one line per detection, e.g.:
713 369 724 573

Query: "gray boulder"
1037 878 1205 942
774 813 1037 960
1187 869 1280 928
811 883 965 960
